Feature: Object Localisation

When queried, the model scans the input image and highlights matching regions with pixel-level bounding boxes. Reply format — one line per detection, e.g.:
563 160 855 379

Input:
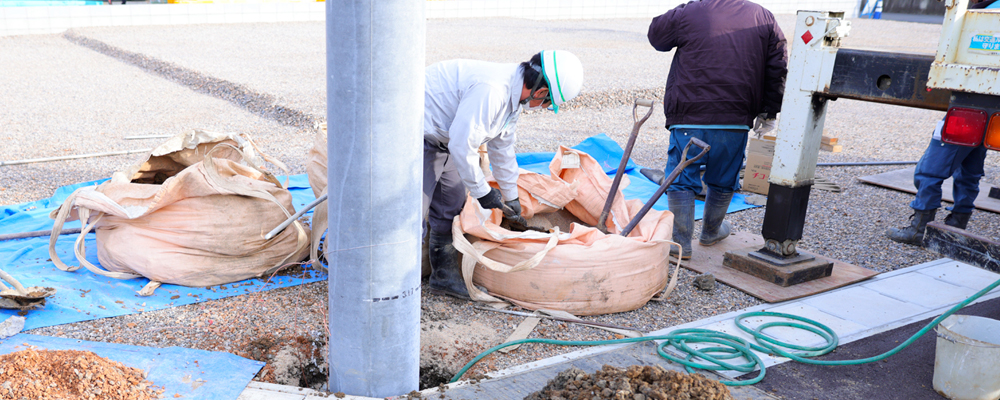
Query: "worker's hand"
752 113 777 138
476 188 504 210
503 198 522 218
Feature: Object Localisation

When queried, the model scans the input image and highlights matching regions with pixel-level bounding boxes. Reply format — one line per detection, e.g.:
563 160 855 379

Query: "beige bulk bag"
455 147 680 316
306 123 328 268
48 130 310 292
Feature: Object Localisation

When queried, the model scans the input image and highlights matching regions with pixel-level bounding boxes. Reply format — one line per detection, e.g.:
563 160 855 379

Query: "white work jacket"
424 59 523 201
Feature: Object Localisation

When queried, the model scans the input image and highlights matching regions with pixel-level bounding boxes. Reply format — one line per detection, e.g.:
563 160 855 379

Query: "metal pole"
0 149 152 167
326 0 424 397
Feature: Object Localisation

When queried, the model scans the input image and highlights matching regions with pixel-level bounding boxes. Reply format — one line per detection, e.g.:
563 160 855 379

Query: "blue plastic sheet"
0 175 326 331
515 133 759 219
0 333 264 400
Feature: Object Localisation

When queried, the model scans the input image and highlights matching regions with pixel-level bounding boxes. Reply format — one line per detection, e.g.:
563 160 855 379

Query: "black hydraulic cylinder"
761 184 812 244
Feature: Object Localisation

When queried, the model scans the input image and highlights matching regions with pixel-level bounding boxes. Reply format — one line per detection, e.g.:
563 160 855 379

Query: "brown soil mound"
525 365 734 400
0 348 164 400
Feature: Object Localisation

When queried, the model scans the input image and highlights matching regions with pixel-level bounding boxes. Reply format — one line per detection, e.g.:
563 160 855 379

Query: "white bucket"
933 314 1000 400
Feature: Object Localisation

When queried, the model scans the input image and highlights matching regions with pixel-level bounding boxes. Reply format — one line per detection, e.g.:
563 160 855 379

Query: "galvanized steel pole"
326 0 424 396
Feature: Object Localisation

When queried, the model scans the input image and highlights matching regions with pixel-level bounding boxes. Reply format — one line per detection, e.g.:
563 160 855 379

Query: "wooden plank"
822 136 839 145
682 231 878 303
857 167 1000 213
924 222 1000 273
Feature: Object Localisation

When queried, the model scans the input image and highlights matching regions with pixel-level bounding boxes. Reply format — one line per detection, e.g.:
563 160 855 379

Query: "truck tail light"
942 107 987 146
985 113 1000 151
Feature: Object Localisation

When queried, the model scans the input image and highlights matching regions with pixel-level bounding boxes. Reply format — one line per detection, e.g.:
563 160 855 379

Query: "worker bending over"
647 0 788 260
423 51 583 299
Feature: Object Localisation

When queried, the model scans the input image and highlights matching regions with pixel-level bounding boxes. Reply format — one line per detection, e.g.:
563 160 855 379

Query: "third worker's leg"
944 144 987 229
888 137 954 245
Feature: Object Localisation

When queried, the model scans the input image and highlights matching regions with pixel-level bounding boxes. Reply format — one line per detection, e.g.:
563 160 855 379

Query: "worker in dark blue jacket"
647 0 788 260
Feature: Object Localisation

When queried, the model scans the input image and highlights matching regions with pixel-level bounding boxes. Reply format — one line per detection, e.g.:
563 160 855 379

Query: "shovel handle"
620 138 710 237
597 99 656 233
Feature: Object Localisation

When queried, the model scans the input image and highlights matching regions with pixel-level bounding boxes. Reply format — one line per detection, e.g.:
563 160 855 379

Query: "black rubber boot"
944 212 972 230
887 209 937 246
668 191 695 260
699 188 734 246
640 168 666 186
427 232 470 300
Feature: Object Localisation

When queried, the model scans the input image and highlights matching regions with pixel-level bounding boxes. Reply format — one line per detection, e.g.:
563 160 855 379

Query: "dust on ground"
420 301 503 389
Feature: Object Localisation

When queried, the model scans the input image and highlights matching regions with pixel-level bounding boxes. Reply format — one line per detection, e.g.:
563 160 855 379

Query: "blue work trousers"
911 138 987 213
663 128 748 194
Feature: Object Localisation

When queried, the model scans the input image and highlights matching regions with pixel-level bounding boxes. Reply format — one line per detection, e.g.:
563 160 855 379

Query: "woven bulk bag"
48 130 310 292
455 147 680 316
306 123 328 268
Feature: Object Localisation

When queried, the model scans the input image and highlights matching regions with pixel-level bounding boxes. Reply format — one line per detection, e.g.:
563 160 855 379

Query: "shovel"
0 267 56 310
597 99 656 234
619 138 710 237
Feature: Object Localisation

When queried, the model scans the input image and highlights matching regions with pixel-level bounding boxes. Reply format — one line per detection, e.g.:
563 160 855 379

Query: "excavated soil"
0 348 164 400
525 365 734 400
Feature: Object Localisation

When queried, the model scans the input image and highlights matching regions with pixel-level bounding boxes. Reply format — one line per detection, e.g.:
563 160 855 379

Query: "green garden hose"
451 275 1000 386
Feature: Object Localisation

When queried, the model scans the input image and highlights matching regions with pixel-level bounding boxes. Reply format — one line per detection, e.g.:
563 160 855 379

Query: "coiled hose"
450 275 1000 386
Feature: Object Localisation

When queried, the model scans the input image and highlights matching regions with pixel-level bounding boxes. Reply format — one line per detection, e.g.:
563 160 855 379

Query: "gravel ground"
2 14 999 393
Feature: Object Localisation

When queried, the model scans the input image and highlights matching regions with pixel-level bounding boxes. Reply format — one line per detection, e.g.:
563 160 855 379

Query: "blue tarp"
0 174 326 331
516 133 759 220
0 333 264 400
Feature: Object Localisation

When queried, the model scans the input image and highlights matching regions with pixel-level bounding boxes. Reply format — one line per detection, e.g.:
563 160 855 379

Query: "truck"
740 0 1000 278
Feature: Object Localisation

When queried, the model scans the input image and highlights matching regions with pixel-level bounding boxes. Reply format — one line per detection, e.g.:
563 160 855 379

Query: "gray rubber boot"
944 212 972 230
887 209 937 246
427 231 470 300
668 190 696 260
699 188 734 246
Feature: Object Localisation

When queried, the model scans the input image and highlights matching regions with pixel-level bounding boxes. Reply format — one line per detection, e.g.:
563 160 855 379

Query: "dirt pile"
525 365 733 400
0 348 164 400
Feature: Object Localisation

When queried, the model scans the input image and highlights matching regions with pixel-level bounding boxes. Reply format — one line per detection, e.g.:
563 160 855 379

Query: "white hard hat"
539 50 583 113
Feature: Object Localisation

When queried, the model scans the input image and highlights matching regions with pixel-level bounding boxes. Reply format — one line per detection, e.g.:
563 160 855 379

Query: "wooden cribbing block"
821 143 842 152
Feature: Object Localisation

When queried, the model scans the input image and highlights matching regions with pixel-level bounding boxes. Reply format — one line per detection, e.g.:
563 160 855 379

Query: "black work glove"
504 198 522 218
476 187 504 210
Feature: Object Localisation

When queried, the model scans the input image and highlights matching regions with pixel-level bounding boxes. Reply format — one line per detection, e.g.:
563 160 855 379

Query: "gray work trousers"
423 139 468 235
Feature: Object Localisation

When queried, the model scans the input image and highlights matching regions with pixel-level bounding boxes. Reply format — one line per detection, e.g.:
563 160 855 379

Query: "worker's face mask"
522 88 551 112
522 65 553 112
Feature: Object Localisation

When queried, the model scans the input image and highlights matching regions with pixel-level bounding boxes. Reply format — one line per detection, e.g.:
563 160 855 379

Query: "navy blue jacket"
648 0 788 127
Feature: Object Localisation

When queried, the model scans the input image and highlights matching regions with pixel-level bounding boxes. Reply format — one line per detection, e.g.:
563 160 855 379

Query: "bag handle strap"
49 189 143 280
49 188 85 273
649 240 682 302
451 217 560 304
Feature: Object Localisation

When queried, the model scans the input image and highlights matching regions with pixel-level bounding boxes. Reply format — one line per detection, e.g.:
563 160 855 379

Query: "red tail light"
942 107 987 146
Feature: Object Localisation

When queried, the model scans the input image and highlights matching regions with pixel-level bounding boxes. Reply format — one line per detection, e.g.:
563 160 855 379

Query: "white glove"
752 113 777 138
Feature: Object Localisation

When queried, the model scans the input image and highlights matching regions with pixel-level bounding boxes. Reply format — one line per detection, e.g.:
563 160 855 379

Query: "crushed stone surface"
2 15 998 393
525 365 734 400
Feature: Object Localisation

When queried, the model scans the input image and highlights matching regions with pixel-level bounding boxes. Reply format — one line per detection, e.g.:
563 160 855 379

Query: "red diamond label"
801 31 814 44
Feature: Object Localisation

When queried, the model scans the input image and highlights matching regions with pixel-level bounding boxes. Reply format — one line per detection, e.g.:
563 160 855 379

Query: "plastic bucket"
933 314 1000 400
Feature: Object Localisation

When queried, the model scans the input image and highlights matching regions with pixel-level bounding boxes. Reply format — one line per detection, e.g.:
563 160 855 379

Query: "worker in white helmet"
422 50 584 300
